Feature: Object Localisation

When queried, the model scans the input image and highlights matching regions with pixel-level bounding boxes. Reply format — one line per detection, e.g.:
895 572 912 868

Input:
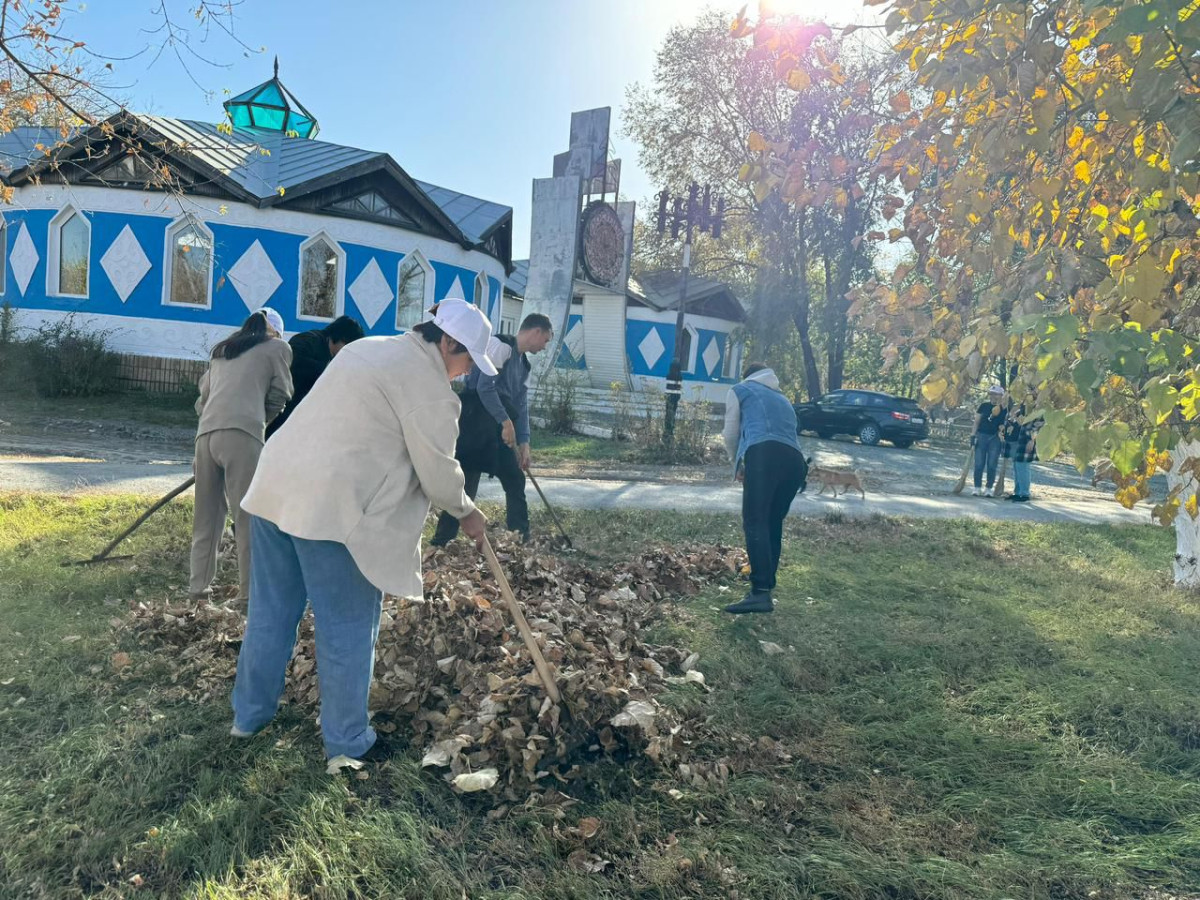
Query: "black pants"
432 443 530 544
742 441 804 593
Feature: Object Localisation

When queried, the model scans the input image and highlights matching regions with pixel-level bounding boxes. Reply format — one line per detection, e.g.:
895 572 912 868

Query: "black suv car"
794 389 929 448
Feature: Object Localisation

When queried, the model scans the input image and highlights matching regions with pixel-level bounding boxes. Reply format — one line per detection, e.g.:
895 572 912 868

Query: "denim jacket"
726 369 801 476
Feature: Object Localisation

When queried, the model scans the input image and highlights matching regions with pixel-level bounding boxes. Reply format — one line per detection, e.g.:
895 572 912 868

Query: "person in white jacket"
721 363 807 614
230 298 495 763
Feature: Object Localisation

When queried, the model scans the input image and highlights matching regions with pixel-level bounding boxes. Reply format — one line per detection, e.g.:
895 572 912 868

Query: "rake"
64 476 195 566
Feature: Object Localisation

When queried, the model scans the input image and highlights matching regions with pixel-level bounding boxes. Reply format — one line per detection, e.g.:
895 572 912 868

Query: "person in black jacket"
265 315 364 438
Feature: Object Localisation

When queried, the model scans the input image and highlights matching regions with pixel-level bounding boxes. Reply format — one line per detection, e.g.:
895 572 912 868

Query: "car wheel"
893 440 913 449
858 423 881 446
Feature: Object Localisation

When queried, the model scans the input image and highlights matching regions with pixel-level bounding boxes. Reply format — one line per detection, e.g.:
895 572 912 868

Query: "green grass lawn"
1 494 1198 899
0 389 198 430
529 427 632 466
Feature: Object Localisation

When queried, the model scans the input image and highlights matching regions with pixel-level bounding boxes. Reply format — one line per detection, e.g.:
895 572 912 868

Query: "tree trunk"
1169 439 1200 587
792 213 823 400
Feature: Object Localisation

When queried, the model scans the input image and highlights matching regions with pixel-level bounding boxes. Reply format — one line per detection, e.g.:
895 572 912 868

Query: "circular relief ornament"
579 201 625 286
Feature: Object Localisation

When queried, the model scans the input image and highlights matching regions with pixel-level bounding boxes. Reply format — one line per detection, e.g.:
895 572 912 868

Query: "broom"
951 446 973 495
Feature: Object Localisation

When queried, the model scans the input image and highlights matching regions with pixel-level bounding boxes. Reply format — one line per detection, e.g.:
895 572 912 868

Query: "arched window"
298 233 344 321
679 323 700 374
722 334 740 379
48 206 90 297
163 217 214 308
473 271 489 311
396 251 431 331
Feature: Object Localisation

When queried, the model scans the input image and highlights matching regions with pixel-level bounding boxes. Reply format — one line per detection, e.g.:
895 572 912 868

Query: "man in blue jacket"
721 362 807 614
431 313 553 545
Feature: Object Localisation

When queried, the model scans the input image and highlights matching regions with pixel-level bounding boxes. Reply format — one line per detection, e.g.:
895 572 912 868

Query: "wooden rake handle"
527 469 573 549
480 534 562 705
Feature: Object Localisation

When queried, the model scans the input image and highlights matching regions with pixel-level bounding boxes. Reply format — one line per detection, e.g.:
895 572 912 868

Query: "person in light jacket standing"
190 307 293 605
721 362 808 615
231 298 494 763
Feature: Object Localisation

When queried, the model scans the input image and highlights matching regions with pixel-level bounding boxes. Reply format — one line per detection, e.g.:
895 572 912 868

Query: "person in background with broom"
231 298 494 765
430 313 553 546
190 307 293 606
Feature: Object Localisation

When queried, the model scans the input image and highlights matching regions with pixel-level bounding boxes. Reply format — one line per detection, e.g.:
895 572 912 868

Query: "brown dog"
1092 459 1117 487
810 465 867 499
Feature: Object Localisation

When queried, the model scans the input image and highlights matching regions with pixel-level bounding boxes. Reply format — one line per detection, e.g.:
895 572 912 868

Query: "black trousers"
432 443 530 543
742 441 804 593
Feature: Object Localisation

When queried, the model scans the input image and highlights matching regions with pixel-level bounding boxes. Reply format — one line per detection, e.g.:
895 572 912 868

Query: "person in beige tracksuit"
191 308 293 603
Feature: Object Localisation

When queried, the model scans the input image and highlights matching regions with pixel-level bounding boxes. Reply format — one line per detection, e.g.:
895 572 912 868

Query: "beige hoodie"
195 338 293 443
240 332 475 597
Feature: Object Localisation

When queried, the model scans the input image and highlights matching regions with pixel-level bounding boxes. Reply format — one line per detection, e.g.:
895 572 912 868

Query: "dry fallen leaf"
610 700 658 732
111 652 131 671
61 635 82 643
578 816 602 839
567 848 611 874
325 755 365 775
452 768 499 792
759 641 786 656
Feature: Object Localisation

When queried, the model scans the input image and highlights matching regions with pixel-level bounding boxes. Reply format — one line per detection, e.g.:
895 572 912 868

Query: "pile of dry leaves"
126 535 745 801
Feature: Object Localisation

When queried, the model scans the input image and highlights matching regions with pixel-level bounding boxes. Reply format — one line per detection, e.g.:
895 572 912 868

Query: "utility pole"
656 182 725 445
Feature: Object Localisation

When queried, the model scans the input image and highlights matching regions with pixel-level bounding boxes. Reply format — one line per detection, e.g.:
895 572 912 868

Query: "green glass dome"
223 58 319 138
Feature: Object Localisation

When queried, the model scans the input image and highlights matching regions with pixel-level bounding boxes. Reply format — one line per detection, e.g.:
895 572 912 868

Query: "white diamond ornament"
638 327 665 369
11 223 38 296
564 319 585 359
100 225 152 303
444 274 466 303
227 239 282 312
348 258 393 328
702 336 721 376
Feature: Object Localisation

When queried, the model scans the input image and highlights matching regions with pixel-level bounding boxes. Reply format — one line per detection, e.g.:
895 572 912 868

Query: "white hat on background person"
486 336 513 369
987 384 1006 396
255 307 285 336
430 298 498 376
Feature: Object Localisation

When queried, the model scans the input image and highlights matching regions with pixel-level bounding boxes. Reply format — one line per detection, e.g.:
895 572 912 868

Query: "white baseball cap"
486 336 513 369
431 298 497 376
255 307 285 335
987 384 1005 396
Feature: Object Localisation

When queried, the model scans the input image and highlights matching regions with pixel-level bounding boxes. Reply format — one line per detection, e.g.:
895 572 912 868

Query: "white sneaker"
985 487 995 497
230 724 257 738
971 488 981 496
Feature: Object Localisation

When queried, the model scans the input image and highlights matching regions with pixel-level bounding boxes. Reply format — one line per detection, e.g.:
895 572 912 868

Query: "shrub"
536 367 582 435
25 315 120 397
620 384 717 465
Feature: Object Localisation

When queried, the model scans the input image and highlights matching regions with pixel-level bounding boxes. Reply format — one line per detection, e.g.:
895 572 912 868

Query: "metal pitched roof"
506 259 529 297
0 127 73 175
415 180 510 244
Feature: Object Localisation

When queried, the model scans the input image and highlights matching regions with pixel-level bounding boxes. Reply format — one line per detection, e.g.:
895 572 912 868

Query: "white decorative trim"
10 222 38 297
638 327 665 369
444 274 467 304
100 225 152 304
14 307 235 360
161 216 215 310
701 335 721 376
296 231 346 323
347 257 393 328
46 204 91 298
722 334 741 379
227 239 283 312
625 305 741 332
396 249 433 330
7 183 506 289
0 215 8 297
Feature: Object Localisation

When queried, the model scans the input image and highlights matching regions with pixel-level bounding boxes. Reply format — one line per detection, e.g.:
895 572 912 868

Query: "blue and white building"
0 66 512 365
505 262 746 404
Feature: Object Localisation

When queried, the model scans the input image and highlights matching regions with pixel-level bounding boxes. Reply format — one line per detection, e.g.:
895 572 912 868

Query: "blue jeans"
973 434 1002 488
232 515 383 759
1014 461 1032 497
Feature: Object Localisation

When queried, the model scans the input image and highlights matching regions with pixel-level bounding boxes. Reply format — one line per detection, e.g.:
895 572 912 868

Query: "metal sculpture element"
578 201 624 287
654 182 726 443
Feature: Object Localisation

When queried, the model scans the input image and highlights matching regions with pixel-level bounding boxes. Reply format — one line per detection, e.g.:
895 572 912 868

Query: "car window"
845 393 868 406
868 395 889 407
819 392 843 406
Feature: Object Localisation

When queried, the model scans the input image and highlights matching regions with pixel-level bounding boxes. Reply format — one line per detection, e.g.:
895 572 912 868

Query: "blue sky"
63 0 869 259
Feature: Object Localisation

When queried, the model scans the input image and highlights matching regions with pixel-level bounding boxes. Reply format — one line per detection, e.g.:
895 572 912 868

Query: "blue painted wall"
2 206 502 337
624 318 738 383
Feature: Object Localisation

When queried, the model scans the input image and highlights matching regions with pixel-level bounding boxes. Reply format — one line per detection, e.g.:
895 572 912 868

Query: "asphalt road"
0 455 1149 527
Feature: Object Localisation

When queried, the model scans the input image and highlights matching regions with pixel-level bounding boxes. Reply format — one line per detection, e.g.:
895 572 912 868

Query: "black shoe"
1012 495 1030 502
724 592 774 614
